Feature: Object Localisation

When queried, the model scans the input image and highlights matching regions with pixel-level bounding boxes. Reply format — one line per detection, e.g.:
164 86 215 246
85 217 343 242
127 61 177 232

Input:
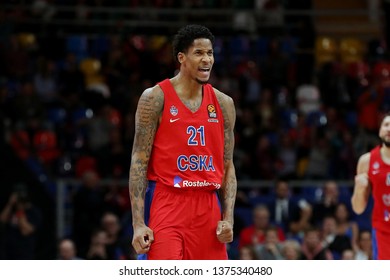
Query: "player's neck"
171 73 203 98
380 145 390 164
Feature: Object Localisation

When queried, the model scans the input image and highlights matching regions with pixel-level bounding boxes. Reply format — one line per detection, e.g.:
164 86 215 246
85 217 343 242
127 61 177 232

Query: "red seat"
75 156 98 178
33 130 60 163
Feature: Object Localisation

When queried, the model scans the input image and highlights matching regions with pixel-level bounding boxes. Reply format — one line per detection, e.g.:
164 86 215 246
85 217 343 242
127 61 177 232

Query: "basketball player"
129 25 237 259
352 112 390 259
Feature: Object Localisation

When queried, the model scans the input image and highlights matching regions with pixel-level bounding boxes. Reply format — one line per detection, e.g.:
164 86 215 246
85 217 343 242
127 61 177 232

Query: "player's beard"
196 77 208 85
380 136 390 147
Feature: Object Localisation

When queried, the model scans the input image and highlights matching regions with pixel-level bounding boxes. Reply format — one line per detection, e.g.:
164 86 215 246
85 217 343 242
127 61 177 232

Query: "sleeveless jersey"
368 146 390 233
147 79 225 191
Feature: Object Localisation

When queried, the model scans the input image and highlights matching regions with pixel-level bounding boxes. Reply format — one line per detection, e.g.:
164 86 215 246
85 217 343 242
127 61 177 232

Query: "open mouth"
199 67 210 73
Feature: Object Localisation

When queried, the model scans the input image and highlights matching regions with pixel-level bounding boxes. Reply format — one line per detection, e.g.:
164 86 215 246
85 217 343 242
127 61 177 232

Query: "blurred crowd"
0 0 389 260
231 179 374 260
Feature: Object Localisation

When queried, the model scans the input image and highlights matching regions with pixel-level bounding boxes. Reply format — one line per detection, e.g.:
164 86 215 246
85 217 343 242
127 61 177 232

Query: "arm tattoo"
216 92 237 224
182 98 202 113
129 88 163 227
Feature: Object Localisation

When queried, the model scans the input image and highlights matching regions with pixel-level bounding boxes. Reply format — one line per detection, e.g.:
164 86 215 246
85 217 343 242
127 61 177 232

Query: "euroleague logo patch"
207 104 217 118
207 104 218 122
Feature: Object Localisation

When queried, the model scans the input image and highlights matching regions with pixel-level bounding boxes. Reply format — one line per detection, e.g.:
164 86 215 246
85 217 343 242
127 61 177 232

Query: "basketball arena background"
0 0 388 260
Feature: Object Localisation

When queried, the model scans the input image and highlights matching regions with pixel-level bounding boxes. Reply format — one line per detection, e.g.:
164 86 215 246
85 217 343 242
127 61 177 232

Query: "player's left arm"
215 89 237 243
351 152 371 215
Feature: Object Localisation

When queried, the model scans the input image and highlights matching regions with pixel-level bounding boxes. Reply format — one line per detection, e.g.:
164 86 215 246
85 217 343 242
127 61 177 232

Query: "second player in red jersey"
352 112 390 259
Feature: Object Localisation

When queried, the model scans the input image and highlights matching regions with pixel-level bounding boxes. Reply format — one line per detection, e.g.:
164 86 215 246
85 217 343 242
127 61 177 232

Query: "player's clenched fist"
354 173 370 191
216 221 233 243
132 225 154 254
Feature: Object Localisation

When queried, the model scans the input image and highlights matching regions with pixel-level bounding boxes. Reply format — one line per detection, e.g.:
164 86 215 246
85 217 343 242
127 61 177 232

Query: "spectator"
238 245 257 260
354 230 373 260
288 198 313 241
254 226 284 260
312 180 340 225
100 212 135 260
72 170 105 258
268 179 292 230
238 204 285 249
268 179 312 237
281 239 302 260
341 249 355 260
86 229 108 260
58 238 82 260
300 227 333 260
334 202 359 251
320 215 352 259
0 186 42 259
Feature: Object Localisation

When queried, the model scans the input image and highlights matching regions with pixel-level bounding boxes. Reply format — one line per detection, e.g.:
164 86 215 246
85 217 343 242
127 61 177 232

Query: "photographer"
0 184 42 259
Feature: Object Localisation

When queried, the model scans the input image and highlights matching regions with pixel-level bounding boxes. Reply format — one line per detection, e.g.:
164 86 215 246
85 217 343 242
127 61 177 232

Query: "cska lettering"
177 155 215 171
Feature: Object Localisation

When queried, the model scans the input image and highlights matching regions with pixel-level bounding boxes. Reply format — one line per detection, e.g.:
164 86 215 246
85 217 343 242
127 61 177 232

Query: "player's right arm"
351 152 371 215
214 89 237 243
129 85 163 254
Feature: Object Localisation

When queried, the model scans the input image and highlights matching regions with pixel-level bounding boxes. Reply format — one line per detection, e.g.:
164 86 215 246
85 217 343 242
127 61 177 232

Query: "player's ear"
177 52 185 64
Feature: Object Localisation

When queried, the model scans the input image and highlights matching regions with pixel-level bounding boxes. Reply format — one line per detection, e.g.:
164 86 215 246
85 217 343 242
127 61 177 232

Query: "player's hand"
216 220 233 243
355 173 370 192
132 225 154 254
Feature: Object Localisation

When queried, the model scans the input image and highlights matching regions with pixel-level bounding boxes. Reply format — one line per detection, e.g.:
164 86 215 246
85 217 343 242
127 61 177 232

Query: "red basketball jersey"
147 79 225 191
368 146 390 233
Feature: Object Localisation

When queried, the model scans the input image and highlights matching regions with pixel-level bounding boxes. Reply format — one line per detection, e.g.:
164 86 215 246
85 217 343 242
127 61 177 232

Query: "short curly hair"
172 24 215 63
